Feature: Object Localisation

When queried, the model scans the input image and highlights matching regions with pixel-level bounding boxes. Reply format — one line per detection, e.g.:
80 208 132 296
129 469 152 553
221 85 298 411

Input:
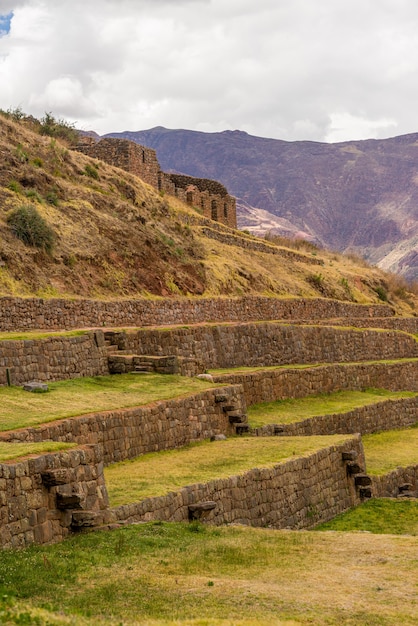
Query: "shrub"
374 285 388 302
45 189 59 206
7 205 55 253
39 112 79 146
7 180 21 193
25 188 43 203
84 163 99 179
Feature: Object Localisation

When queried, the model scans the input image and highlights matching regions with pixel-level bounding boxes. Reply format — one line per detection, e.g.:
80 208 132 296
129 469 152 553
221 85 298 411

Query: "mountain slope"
0 113 417 314
104 127 418 281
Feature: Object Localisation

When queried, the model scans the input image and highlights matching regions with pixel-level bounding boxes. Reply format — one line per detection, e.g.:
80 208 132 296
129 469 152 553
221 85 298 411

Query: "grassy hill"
0 112 417 314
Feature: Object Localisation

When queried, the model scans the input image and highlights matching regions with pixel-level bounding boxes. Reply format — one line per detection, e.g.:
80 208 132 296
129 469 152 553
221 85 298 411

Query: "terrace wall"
0 385 246 464
253 396 418 437
0 445 108 549
371 465 418 498
119 324 418 370
0 296 394 332
0 331 108 386
108 436 365 530
213 361 418 406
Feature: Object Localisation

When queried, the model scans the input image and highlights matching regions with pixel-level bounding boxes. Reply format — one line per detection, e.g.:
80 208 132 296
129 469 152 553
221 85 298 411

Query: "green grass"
0 329 87 341
209 357 418 376
314 498 418 535
0 374 218 432
363 424 418 475
0 441 75 462
105 435 350 505
247 388 417 428
0 522 416 625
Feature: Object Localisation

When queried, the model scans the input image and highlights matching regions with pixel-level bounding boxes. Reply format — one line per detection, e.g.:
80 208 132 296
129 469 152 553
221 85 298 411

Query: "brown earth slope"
0 114 416 314
107 127 418 281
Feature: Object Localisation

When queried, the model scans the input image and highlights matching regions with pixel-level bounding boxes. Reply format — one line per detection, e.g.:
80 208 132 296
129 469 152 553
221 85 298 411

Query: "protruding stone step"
56 492 83 510
359 486 372 499
235 424 250 435
41 469 74 487
342 450 358 461
71 511 99 528
214 394 228 403
188 501 216 521
346 461 364 475
228 414 246 424
222 405 236 413
354 474 372 487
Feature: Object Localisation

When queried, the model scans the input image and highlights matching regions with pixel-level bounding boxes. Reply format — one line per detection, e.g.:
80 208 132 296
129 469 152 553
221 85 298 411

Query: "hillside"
0 113 417 314
104 127 418 281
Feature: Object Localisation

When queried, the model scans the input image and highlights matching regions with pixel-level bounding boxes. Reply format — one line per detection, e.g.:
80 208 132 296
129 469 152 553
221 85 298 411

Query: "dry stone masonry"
0 294 417 548
75 136 237 228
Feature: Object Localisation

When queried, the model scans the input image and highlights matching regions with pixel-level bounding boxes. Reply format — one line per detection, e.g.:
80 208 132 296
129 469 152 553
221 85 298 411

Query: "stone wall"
371 465 418 498
107 436 364 530
0 296 394 331
213 361 418 406
0 445 108 548
200 226 325 264
0 386 246 464
0 331 108 386
75 137 237 228
119 323 418 370
301 317 418 334
76 137 160 188
253 396 418 437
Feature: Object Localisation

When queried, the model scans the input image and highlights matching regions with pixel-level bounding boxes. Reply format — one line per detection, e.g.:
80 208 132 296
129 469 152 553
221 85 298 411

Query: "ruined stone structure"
75 136 237 228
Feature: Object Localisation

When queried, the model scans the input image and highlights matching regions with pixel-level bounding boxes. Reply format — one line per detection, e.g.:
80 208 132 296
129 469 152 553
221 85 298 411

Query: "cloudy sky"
1 0 418 142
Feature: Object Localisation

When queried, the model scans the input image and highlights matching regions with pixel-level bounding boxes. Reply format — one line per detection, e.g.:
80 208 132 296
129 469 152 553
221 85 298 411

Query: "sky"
1 0 418 143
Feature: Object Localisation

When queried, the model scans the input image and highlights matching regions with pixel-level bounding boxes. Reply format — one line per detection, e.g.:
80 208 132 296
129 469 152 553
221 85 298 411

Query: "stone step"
235 424 250 435
228 414 246 424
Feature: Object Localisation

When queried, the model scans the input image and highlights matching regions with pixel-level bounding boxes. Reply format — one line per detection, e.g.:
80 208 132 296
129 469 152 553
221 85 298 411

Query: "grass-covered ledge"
246 388 418 428
105 434 351 506
0 373 219 432
362 424 418 475
0 441 76 462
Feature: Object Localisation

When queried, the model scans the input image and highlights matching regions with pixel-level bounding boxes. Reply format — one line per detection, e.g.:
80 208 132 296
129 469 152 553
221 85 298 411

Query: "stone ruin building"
75 137 237 229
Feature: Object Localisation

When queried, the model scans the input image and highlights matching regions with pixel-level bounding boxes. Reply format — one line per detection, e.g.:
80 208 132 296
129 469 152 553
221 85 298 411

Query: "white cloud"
1 0 418 141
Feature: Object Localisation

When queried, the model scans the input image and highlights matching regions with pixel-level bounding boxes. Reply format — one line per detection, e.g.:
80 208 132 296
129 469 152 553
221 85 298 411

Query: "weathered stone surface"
23 381 48 393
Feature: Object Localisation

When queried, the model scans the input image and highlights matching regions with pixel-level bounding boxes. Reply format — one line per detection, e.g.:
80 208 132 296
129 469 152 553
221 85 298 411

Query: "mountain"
104 127 418 281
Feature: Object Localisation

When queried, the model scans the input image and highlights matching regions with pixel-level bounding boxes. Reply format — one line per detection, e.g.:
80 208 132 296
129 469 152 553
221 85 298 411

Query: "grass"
0 522 416 625
0 374 218 432
105 435 350 505
0 329 87 341
247 388 418 428
209 357 418 376
0 441 75 462
314 498 418 535
362 424 418 475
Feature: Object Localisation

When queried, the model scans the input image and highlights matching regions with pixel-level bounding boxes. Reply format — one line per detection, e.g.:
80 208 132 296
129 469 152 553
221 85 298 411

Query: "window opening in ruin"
142 150 146 163
211 200 218 220
187 191 193 204
224 203 228 218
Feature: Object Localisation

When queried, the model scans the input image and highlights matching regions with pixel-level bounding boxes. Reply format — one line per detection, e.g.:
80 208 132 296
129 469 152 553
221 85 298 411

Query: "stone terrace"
0 295 417 547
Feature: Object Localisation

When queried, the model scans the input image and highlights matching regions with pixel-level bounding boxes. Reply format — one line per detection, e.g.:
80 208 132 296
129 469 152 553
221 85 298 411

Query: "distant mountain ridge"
104 127 418 280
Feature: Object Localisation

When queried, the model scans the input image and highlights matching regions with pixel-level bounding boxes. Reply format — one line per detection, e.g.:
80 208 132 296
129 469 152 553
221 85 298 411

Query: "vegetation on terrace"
247 388 418 427
362 424 418 474
0 522 416 625
0 374 217 432
0 441 75 462
314 498 418 535
104 435 350 505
